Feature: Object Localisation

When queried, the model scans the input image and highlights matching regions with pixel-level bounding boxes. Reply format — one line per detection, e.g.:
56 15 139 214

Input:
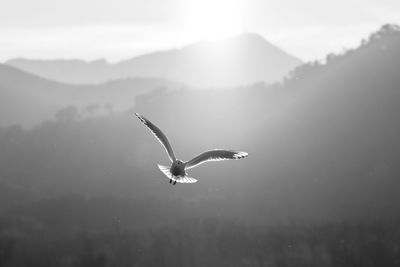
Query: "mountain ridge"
6 33 302 87
0 63 182 127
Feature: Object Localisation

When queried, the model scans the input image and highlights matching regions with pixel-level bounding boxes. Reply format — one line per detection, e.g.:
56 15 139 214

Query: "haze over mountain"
1 24 400 224
0 64 181 127
6 33 302 87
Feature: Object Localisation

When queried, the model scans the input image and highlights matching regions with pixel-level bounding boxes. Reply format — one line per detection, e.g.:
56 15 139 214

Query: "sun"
181 0 245 41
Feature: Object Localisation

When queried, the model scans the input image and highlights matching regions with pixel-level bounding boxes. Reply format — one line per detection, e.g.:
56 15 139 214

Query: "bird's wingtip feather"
234 151 249 159
135 113 146 123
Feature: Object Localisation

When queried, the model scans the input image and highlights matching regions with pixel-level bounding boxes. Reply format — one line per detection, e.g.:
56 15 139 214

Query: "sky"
0 0 399 62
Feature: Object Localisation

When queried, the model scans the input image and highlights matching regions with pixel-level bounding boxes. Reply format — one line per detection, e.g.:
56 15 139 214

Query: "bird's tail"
157 164 198 184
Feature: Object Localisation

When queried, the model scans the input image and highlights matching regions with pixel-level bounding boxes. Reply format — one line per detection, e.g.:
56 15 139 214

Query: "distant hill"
6 58 111 85
6 33 302 87
0 64 69 126
0 64 180 127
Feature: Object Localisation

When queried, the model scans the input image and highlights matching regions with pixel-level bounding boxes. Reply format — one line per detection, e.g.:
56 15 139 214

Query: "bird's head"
175 159 184 165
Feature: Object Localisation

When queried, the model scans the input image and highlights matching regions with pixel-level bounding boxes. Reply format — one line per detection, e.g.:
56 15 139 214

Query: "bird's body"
135 113 248 185
170 160 185 177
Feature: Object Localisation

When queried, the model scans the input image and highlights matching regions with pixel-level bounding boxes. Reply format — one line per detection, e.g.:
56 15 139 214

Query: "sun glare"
181 0 245 41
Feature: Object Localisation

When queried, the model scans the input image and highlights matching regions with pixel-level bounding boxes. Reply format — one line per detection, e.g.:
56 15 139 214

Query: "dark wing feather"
135 113 176 162
185 149 248 170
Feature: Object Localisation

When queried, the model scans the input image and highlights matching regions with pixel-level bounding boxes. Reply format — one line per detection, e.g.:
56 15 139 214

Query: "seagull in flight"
135 113 248 185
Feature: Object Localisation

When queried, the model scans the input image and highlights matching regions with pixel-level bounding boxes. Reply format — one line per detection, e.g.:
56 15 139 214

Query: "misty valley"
0 25 400 266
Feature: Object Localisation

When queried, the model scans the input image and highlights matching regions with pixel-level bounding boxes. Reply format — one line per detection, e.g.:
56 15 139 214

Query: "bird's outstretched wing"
185 149 248 170
135 113 176 162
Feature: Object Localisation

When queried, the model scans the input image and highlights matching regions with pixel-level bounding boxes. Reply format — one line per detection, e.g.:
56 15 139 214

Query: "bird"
135 113 248 185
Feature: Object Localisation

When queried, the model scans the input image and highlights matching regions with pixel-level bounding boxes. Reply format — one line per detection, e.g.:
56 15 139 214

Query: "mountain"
0 64 180 127
6 33 303 87
1 24 400 223
0 63 70 126
6 58 111 85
